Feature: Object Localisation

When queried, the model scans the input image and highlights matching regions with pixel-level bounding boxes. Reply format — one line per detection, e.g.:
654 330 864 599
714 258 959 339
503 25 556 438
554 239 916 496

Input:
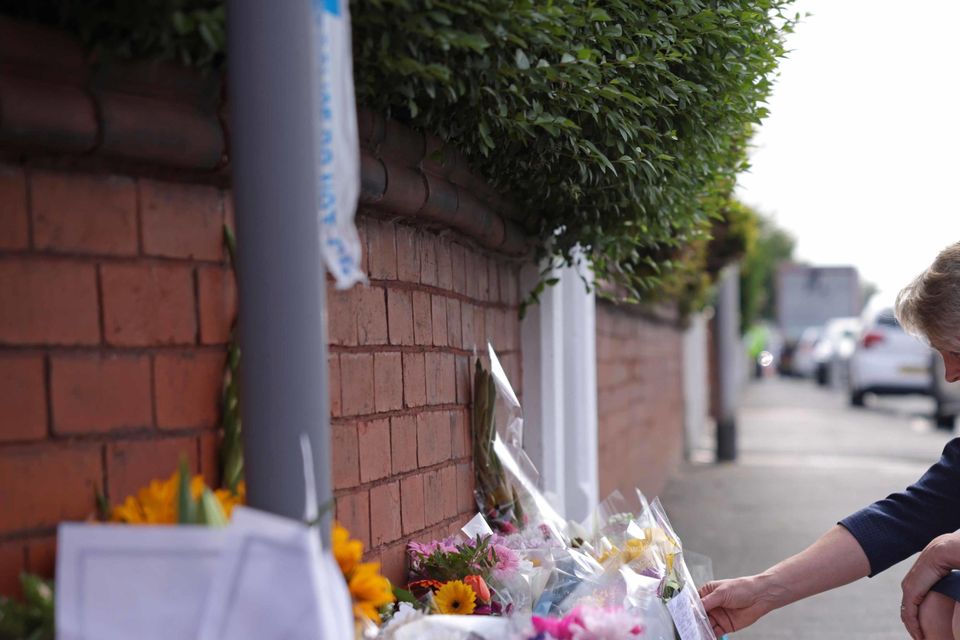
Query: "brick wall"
330 212 522 586
0 163 234 597
596 301 685 500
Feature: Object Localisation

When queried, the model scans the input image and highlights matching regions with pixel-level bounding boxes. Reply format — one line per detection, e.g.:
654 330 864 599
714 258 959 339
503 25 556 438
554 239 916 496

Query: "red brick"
431 295 448 346
450 410 470 459
0 354 46 442
340 353 375 416
450 243 467 295
0 258 99 345
461 303 476 351
358 418 391 483
439 464 458 519
199 431 219 487
329 354 342 417
25 536 56 579
373 352 403 412
455 356 471 405
51 354 152 434
456 462 475 514
436 239 453 290
332 423 359 489
154 351 224 429
0 165 28 250
422 469 443 526
464 251 479 299
400 474 425 535
370 481 402 547
106 436 199 503
402 352 426 408
390 415 418 474
327 284 358 346
416 411 450 467
487 259 501 303
31 170 137 256
425 352 456 405
357 286 388 345
336 490 370 548
396 225 420 283
500 263 519 306
0 443 101 533
387 289 414 346
197 266 236 344
380 542 407 587
447 299 462 350
101 263 196 346
0 541 25 598
475 306 488 346
367 219 398 280
140 179 223 260
476 255 490 300
419 234 438 286
412 290 433 346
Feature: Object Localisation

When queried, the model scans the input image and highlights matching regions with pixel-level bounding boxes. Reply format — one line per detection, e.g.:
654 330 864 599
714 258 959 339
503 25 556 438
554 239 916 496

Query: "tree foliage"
0 0 796 301
739 208 795 330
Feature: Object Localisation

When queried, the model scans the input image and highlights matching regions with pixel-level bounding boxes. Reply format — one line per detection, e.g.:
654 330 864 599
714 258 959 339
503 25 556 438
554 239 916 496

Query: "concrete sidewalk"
661 377 953 639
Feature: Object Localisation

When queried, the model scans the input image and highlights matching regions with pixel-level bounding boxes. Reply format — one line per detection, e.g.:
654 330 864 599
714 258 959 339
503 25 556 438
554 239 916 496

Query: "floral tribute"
404 535 508 616
332 523 396 624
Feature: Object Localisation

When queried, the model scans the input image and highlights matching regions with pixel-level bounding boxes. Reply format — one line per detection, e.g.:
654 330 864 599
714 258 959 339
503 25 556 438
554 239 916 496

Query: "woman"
699 241 960 640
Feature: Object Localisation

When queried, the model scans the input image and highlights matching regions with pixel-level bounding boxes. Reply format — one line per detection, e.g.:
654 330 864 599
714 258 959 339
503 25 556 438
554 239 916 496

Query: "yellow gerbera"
434 580 476 616
349 561 395 622
333 522 364 576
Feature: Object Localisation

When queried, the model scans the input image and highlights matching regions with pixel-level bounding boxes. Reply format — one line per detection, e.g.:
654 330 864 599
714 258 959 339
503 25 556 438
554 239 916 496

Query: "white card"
56 523 226 640
197 507 353 640
666 585 716 640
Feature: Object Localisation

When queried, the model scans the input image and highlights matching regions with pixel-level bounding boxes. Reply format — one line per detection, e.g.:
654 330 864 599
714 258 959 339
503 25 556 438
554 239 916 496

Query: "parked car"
931 352 960 429
791 326 822 378
847 294 933 406
812 317 861 387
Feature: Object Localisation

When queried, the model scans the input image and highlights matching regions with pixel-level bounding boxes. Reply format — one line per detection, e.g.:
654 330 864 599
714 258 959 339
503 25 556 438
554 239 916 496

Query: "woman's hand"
900 532 960 640
699 574 786 637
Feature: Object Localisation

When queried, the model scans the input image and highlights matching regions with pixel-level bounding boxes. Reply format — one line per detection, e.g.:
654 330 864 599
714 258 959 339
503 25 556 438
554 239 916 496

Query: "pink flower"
491 544 520 580
532 607 584 640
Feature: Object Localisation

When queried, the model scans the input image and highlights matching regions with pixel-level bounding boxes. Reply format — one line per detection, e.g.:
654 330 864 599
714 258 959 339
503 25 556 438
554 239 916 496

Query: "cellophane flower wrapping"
380 346 716 639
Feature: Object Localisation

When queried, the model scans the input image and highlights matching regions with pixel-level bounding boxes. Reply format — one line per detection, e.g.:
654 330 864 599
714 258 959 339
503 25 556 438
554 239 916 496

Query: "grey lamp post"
226 0 334 543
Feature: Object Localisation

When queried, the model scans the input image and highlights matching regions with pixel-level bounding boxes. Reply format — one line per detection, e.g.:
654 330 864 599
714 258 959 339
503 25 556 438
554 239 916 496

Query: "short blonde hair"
896 242 960 351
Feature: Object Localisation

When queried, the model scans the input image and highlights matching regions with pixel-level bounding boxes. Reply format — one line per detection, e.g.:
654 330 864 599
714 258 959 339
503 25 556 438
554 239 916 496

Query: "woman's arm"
700 525 870 635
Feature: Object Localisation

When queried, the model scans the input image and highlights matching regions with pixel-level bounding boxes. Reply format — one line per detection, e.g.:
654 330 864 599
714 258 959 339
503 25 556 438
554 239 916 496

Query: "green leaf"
198 489 229 527
514 48 530 70
177 457 197 525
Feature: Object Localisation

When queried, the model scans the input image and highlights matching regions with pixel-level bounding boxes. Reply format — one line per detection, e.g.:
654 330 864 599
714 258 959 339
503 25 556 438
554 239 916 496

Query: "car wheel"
816 364 828 386
850 389 865 407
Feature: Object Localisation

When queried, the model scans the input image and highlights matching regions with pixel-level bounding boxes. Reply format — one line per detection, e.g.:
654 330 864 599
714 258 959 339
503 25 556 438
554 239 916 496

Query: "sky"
734 0 960 297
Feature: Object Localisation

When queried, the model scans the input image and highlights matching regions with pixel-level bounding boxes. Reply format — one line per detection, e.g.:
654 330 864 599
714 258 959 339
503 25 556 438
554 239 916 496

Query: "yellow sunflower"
110 471 244 524
349 561 395 622
434 580 476 616
333 523 364 576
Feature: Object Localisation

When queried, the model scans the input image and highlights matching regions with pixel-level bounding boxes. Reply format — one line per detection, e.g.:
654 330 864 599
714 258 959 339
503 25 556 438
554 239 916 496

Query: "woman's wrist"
752 571 794 613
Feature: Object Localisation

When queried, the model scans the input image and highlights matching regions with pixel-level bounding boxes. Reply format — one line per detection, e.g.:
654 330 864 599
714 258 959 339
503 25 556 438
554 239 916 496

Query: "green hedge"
1 0 795 302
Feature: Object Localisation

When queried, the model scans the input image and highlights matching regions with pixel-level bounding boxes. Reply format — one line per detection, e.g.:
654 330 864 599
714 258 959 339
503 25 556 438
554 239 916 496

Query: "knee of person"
919 592 956 639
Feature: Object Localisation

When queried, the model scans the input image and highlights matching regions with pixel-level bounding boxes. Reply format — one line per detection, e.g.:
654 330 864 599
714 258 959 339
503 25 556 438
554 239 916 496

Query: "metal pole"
227 0 333 542
715 264 741 461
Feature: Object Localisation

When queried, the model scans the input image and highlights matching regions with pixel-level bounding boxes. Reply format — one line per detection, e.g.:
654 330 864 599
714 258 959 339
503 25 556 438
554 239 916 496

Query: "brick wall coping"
0 16 530 257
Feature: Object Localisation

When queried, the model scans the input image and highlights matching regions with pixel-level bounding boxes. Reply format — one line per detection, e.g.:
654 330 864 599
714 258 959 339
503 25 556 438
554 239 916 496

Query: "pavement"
661 375 956 639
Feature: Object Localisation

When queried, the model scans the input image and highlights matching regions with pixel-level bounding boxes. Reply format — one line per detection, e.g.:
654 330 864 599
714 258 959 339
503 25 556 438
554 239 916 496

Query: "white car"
792 326 822 378
813 317 861 387
848 294 933 406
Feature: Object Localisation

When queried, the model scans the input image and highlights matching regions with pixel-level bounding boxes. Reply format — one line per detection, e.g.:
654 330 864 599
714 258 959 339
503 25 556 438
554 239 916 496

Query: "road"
661 376 955 639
